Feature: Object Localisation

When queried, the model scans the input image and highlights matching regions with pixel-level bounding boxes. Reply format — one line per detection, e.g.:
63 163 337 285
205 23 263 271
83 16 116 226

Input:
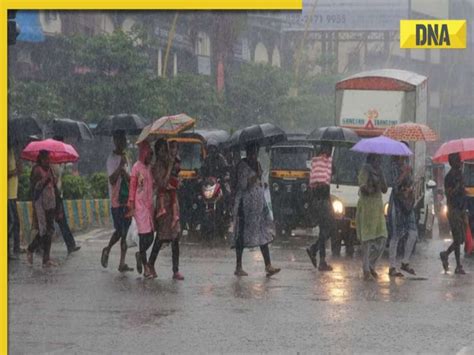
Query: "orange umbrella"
136 113 195 143
383 122 438 142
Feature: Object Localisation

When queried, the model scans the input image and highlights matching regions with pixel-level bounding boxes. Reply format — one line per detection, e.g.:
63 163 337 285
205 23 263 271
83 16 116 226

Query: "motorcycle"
200 176 231 240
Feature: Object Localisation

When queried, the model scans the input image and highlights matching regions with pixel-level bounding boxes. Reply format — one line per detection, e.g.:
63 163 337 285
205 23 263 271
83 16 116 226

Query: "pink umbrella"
21 139 79 163
432 138 474 163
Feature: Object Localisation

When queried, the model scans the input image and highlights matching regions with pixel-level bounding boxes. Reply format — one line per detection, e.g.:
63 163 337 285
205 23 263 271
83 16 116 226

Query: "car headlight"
332 200 344 215
272 183 279 192
301 183 307 192
442 204 448 216
384 203 389 217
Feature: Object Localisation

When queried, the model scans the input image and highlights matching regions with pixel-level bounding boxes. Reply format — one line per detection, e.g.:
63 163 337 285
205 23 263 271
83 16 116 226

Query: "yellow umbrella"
136 113 196 143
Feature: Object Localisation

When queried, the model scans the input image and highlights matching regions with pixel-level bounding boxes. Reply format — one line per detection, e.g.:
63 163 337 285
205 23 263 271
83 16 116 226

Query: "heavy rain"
7 2 474 354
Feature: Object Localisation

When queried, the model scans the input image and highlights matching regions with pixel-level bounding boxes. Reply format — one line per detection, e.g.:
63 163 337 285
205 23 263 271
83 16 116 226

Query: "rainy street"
9 227 474 354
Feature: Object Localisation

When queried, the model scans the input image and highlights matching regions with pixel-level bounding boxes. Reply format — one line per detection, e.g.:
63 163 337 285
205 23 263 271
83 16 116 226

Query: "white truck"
330 69 429 256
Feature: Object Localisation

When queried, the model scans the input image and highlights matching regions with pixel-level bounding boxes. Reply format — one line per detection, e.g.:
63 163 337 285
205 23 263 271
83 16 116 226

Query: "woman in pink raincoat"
127 141 155 279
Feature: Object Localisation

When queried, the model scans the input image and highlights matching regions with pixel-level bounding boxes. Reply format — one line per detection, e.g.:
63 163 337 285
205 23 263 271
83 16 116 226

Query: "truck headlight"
332 200 344 215
272 183 279 192
384 203 389 216
301 183 307 192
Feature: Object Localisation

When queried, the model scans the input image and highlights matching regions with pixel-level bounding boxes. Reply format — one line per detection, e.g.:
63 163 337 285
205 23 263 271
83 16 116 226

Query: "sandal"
101 247 109 268
148 265 158 279
318 262 333 272
43 260 58 268
388 267 404 278
266 265 281 277
118 264 134 273
401 263 416 275
234 268 248 277
455 266 466 275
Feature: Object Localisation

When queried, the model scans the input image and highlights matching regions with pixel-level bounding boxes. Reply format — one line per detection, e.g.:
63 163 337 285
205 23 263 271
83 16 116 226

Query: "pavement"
8 227 474 354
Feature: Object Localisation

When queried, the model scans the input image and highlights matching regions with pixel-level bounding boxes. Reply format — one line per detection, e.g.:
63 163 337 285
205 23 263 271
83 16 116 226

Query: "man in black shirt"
440 153 467 274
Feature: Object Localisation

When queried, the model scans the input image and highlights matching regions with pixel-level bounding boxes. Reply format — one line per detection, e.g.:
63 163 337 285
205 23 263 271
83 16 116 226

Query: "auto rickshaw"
168 129 230 236
268 134 315 238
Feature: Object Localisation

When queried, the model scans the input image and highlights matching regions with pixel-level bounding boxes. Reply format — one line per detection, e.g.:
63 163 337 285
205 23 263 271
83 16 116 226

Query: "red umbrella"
21 139 79 163
432 138 474 163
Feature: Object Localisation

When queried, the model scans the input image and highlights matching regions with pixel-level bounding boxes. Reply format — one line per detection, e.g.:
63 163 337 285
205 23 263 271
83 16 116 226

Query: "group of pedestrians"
100 131 184 279
7 136 81 267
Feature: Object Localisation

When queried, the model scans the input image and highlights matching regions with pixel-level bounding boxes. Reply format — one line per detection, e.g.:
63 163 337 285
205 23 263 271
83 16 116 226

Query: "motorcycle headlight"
301 183 307 192
272 183 279 192
332 200 344 215
384 203 389 217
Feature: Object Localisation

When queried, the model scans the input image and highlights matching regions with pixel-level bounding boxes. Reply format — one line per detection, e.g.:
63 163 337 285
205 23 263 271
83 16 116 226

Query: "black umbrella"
8 116 43 146
51 118 94 140
307 126 359 145
94 113 147 136
229 123 286 148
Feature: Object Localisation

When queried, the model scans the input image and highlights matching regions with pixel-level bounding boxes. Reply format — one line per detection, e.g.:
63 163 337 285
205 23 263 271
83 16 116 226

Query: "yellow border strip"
4 0 301 10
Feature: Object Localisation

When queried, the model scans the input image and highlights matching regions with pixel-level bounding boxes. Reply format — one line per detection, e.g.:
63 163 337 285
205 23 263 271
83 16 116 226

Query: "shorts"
111 206 131 237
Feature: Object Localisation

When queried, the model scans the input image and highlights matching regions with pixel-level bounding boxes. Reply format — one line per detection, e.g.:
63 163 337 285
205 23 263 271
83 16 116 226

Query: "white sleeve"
107 155 120 177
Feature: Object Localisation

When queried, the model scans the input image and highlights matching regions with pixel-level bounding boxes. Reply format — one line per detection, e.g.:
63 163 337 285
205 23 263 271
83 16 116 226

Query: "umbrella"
51 118 94 140
94 113 147 136
229 123 286 148
136 113 195 143
432 138 474 163
383 122 438 142
307 126 359 145
8 116 43 145
21 138 79 163
351 136 413 156
226 128 244 149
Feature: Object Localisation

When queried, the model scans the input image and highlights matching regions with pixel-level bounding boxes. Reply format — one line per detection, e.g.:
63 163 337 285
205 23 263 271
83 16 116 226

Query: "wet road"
9 228 474 354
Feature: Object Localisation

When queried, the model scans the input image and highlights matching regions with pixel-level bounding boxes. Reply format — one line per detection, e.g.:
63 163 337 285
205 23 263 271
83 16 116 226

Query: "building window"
195 31 211 57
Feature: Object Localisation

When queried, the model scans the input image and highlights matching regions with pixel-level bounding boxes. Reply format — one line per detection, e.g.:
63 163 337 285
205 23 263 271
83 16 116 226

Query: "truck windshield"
271 147 312 170
178 142 202 171
332 146 393 187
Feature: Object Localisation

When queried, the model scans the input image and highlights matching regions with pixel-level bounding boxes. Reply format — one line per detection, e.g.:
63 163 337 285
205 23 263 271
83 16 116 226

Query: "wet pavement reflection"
8 228 474 354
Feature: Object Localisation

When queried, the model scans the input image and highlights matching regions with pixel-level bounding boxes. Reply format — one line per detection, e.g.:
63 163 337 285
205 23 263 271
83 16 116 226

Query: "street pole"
163 13 179 78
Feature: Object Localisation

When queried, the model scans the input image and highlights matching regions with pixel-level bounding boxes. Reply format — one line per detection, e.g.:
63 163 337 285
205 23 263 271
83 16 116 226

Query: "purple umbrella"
350 136 412 156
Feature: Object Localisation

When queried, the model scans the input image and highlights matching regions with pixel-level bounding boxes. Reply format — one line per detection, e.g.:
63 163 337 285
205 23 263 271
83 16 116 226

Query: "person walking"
26 150 57 267
387 155 417 277
306 143 334 271
149 139 184 280
51 136 81 255
101 130 133 273
440 153 467 275
356 154 388 281
8 146 24 260
232 142 280 277
127 141 155 279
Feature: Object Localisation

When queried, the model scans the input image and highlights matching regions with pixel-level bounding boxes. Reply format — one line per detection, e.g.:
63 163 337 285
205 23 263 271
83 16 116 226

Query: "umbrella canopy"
351 136 413 156
51 118 94 140
229 123 286 148
21 138 79 163
94 113 147 136
136 113 195 143
432 138 474 163
383 122 438 142
307 126 359 145
8 116 43 145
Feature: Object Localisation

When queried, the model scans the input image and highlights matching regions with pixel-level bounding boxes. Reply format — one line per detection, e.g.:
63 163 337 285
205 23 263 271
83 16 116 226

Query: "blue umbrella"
351 136 412 156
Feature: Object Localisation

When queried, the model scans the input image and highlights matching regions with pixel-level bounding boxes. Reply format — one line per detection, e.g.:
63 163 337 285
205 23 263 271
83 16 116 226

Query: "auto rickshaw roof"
177 129 230 146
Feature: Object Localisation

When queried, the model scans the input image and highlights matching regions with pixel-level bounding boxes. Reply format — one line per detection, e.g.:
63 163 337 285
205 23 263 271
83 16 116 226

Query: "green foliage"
88 172 109 199
62 174 90 200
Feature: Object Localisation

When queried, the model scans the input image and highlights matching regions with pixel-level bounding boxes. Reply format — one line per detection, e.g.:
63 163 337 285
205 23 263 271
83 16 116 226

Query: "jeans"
55 204 77 252
309 197 334 260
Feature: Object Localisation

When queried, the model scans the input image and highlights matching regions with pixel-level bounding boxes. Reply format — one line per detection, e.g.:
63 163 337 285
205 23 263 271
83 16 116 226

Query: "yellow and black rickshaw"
268 134 315 238
167 129 230 234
